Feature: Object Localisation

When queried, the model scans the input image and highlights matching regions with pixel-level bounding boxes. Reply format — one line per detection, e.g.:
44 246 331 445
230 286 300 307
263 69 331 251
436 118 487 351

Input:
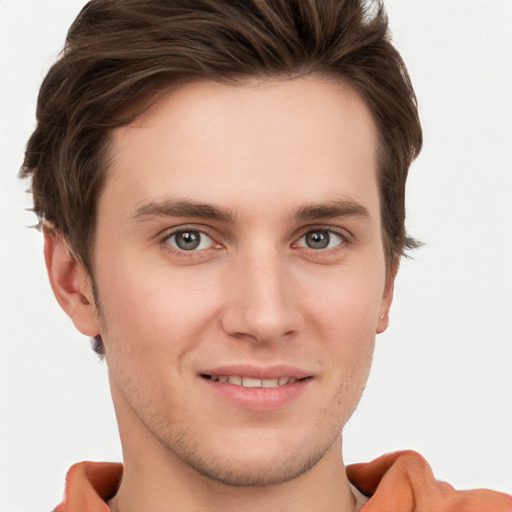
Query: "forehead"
105 77 379 219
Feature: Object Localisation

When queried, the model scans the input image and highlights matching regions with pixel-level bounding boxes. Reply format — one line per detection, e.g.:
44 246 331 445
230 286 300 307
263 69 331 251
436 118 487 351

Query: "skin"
45 77 394 512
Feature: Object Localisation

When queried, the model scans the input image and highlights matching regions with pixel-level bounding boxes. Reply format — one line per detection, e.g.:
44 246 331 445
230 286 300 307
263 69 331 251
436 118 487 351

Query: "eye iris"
306 230 330 249
175 231 201 250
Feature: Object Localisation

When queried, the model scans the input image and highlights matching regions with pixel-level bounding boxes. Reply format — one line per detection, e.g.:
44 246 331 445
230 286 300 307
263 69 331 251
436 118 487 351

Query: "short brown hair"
21 0 422 276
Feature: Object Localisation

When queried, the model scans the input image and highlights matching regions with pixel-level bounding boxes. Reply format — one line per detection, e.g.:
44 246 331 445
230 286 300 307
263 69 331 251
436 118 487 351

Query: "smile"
202 375 299 388
200 369 312 410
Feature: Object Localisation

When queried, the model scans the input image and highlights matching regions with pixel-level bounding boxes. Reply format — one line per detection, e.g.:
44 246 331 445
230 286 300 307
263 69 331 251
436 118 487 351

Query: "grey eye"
166 230 213 251
298 230 343 250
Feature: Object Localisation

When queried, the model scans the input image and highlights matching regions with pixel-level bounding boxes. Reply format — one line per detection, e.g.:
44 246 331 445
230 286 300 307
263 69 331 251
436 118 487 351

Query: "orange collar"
53 450 512 512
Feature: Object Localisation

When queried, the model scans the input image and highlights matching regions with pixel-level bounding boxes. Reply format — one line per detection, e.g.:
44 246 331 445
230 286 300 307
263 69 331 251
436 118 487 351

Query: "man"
18 0 512 511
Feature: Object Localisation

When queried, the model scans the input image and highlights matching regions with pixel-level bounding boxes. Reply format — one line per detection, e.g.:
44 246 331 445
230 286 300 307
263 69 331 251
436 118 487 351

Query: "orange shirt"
53 451 512 512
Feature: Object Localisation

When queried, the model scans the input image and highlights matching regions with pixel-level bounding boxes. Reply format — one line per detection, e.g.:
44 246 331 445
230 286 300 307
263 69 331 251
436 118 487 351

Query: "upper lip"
199 364 312 380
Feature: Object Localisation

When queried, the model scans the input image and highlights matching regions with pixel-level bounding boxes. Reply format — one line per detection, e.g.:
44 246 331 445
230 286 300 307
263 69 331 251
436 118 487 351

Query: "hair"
21 0 422 279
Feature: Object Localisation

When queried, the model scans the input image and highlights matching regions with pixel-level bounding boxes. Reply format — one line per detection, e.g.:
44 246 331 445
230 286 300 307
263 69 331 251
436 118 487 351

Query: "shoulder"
347 450 512 512
53 461 123 512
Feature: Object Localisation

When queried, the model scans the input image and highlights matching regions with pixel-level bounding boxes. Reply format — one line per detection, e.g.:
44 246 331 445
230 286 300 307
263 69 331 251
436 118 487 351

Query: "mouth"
201 374 308 388
199 367 313 411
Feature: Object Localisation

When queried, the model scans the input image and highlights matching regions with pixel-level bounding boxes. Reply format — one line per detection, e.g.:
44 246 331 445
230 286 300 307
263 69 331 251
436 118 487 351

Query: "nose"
220 247 303 343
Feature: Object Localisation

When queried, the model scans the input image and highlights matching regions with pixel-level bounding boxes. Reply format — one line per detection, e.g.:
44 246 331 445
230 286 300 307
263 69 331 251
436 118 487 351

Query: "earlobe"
376 257 398 334
44 228 100 337
376 307 391 334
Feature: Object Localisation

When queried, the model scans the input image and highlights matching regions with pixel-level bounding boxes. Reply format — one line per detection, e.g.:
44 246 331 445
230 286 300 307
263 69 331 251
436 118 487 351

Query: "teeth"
262 378 279 388
227 375 242 385
242 377 262 388
208 375 299 388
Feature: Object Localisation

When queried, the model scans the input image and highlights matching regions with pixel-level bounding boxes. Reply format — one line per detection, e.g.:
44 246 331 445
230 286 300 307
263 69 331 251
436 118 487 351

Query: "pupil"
176 231 200 250
306 231 329 249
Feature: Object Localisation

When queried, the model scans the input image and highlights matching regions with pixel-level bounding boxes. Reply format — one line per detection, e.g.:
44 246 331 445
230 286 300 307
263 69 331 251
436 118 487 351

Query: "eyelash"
293 227 348 253
161 227 219 256
160 226 351 257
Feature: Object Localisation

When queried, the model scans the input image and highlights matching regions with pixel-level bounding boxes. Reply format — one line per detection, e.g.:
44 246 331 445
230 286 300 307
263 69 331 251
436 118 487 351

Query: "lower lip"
200 377 312 411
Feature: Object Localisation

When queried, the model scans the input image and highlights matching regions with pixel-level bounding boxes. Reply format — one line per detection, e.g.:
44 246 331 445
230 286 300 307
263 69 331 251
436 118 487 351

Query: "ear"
44 228 100 337
376 257 399 334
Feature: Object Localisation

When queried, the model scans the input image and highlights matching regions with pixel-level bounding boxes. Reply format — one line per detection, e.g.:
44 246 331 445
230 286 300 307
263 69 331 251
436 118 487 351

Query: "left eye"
165 230 214 251
296 229 344 250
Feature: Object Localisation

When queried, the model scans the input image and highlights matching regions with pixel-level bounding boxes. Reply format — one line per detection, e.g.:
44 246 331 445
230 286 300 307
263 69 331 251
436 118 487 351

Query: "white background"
1 1 511 510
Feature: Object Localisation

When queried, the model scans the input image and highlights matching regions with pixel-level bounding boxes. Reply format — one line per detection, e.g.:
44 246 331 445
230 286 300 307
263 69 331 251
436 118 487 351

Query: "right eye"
164 230 215 252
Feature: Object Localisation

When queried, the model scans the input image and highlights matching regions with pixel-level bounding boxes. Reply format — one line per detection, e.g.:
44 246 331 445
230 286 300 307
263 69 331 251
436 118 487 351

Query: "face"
86 78 392 485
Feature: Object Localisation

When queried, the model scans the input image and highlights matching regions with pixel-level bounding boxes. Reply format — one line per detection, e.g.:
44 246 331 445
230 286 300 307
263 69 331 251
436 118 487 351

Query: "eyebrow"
293 200 370 222
130 199 236 223
130 198 370 223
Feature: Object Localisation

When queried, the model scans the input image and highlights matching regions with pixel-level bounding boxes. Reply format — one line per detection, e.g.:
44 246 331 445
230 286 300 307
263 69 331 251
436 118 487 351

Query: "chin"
185 450 325 487
162 427 340 488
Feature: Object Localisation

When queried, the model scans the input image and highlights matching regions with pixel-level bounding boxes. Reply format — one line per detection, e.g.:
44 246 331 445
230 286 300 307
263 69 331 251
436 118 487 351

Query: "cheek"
95 259 222 369
302 263 385 336
299 260 383 391
97 268 215 420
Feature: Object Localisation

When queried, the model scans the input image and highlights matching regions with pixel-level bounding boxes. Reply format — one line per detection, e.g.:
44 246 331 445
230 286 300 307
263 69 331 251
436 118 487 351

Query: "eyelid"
160 225 222 252
294 224 353 243
291 226 353 256
158 223 216 240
